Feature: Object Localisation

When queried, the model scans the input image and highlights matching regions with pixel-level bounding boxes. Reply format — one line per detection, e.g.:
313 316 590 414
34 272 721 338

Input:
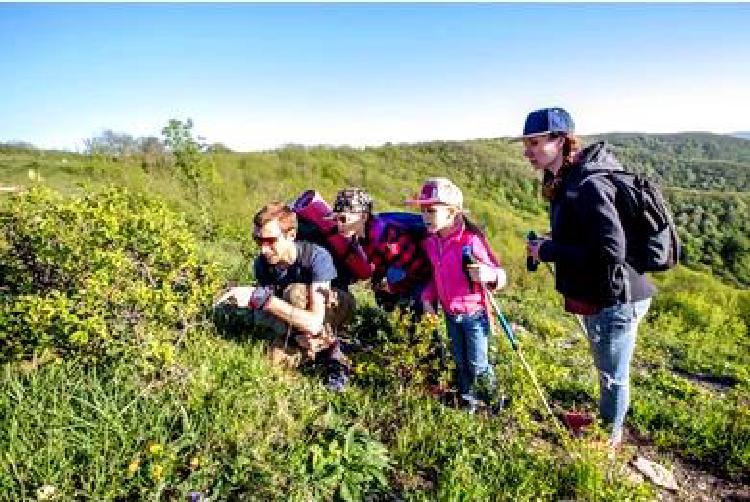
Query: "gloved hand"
213 286 255 308
213 286 273 309
526 238 548 263
466 263 499 284
385 265 407 286
248 286 274 310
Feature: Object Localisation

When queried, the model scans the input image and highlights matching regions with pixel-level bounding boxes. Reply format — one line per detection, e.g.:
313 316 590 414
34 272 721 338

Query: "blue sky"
1 3 749 151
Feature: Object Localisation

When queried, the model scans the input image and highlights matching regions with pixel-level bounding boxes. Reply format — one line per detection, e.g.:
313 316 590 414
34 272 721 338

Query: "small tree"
161 119 219 238
161 119 208 183
137 135 168 171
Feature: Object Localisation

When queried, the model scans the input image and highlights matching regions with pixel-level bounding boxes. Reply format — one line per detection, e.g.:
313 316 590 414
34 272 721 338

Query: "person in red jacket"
330 187 433 315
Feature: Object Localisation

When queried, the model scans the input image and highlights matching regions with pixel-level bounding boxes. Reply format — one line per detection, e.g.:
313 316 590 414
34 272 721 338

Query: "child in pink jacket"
407 177 507 412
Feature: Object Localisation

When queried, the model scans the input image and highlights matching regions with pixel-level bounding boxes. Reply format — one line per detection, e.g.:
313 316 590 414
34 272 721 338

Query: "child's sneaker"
460 396 479 414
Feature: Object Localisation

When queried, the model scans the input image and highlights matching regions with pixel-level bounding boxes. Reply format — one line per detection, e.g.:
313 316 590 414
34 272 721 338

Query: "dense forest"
588 133 750 286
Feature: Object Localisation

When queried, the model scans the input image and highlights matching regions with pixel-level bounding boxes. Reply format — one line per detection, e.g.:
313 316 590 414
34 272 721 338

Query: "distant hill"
731 131 750 140
586 132 750 192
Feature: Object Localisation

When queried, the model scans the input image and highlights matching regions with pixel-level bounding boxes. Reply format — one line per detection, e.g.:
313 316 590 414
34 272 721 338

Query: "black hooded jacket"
538 142 655 308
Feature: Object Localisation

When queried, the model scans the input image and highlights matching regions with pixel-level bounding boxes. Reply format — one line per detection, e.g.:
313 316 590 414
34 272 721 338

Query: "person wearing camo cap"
330 187 433 315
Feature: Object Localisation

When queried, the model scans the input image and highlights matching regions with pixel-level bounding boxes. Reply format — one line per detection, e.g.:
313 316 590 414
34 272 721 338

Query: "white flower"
36 484 58 501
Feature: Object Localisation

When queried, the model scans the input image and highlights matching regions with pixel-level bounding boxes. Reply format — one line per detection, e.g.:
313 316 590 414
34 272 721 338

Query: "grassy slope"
1 139 748 500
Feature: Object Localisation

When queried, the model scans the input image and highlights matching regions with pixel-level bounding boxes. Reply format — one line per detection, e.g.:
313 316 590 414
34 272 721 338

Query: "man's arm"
262 281 328 334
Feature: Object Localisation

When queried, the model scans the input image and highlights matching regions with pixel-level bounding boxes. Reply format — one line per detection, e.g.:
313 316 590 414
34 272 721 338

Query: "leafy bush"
632 370 750 478
0 186 222 362
348 306 454 392
287 411 392 501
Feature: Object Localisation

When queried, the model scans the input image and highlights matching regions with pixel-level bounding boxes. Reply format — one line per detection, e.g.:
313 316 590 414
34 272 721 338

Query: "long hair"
460 213 501 267
550 132 583 168
542 133 583 200
461 213 486 240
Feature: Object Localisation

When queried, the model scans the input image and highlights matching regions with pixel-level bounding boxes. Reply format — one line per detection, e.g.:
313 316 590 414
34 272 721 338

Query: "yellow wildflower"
127 459 140 475
150 464 164 481
147 441 163 456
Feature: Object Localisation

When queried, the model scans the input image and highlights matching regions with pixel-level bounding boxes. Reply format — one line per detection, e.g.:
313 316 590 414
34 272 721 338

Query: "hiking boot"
460 396 479 415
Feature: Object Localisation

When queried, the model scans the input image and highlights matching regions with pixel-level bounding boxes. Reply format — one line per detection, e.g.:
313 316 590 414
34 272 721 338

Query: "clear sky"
1 3 749 151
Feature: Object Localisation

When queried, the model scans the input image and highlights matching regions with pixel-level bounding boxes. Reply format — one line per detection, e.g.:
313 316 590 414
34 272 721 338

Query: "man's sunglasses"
253 234 281 246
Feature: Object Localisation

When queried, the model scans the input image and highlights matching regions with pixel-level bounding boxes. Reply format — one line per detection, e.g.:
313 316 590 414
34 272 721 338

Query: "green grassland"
1 135 748 500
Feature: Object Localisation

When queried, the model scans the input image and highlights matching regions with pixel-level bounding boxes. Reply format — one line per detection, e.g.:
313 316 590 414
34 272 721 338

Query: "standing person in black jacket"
520 107 655 448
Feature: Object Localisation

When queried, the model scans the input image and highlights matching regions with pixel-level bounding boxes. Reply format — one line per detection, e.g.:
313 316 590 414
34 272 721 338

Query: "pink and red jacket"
421 221 503 315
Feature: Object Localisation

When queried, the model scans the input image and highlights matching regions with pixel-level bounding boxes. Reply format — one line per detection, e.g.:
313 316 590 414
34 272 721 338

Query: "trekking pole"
482 287 564 435
462 246 564 435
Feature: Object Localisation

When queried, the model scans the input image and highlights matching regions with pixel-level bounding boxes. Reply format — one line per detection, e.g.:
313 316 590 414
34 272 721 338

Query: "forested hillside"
591 133 750 286
1 128 748 500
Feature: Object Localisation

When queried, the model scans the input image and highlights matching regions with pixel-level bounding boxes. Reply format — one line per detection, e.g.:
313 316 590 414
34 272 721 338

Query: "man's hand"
295 332 333 357
372 277 392 294
213 286 256 308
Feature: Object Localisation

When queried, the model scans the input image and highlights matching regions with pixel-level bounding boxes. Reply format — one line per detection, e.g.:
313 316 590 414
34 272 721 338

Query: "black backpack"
586 170 681 273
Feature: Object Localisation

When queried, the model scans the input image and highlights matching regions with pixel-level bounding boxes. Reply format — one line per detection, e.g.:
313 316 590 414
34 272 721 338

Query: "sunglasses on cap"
330 211 365 223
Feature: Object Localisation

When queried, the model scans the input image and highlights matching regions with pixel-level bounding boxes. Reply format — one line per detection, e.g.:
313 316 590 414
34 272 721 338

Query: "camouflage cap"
332 187 373 213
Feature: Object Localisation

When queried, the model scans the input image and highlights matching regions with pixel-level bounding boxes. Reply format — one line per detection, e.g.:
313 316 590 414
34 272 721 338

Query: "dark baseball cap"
512 107 574 141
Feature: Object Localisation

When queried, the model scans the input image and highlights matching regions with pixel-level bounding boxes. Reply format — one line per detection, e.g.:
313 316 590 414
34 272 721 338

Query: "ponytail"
461 213 486 240
460 213 500 267
552 132 582 167
541 133 583 201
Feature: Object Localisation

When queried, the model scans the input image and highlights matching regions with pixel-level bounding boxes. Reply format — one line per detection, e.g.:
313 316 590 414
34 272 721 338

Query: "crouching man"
215 202 355 391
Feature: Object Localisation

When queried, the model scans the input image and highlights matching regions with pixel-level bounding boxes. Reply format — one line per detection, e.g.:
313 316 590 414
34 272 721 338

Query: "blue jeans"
582 298 651 438
445 310 495 404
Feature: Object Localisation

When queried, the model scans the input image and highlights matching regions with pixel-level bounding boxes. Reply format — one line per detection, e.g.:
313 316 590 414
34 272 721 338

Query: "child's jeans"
445 310 495 406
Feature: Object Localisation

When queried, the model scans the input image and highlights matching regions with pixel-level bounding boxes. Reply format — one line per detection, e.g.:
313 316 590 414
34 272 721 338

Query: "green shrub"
0 186 222 362
286 411 392 501
349 306 453 392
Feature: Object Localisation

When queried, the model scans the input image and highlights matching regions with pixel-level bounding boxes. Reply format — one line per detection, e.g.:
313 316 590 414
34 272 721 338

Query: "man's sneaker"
325 366 349 393
460 396 479 414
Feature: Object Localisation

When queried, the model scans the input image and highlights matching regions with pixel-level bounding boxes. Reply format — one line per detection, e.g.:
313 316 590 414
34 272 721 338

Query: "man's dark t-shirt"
254 241 337 295
296 218 356 290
